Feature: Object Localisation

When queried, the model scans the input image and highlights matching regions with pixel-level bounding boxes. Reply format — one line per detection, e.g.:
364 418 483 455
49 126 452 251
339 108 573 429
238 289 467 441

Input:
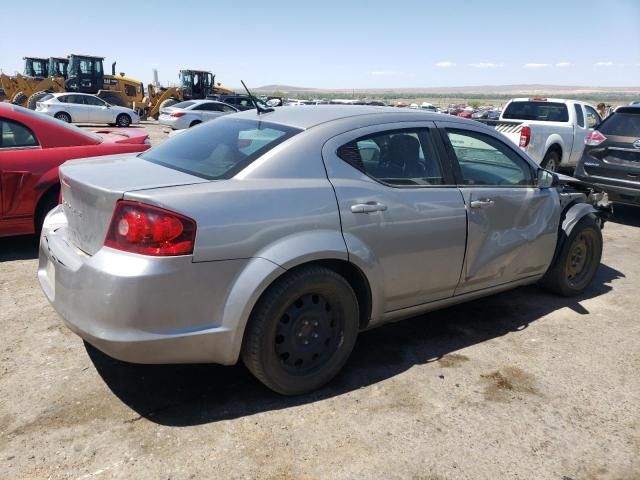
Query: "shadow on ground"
608 204 640 228
0 235 38 262
86 262 623 427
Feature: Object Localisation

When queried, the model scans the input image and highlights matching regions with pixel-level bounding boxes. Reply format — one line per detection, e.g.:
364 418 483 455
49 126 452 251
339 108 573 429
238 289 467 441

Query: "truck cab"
23 57 49 79
495 98 602 171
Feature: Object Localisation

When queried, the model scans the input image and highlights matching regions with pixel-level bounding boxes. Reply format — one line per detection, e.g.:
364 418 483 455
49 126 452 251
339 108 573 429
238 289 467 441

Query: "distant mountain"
253 84 640 95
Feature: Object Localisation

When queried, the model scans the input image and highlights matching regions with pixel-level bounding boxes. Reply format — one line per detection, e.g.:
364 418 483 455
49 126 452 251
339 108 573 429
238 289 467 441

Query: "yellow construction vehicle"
146 69 234 119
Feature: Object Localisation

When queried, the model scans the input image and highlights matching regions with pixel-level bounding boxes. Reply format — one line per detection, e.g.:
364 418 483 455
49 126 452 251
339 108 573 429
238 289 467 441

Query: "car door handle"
470 199 495 209
351 202 388 213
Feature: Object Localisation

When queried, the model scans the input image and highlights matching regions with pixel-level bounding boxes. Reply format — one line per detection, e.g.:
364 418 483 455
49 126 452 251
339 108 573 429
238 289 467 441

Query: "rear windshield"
598 112 640 137
39 94 54 103
170 101 196 109
502 101 569 122
141 118 302 180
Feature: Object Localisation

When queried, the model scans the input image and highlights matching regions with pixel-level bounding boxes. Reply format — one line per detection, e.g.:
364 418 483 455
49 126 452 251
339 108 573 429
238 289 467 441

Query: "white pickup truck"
492 98 602 171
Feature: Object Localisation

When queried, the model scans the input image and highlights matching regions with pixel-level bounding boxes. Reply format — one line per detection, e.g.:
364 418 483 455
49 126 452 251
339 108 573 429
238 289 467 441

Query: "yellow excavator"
146 69 234 119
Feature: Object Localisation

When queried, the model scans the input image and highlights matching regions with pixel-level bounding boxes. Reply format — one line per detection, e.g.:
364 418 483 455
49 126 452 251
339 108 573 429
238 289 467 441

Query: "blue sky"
1 0 639 89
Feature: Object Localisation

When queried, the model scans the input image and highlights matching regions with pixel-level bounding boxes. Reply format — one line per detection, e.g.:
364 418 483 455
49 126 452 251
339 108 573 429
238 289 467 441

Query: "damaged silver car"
39 106 608 395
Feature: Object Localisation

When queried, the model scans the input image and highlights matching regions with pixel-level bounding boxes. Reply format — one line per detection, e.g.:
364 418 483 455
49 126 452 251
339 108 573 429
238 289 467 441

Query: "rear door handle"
351 202 388 213
470 199 495 209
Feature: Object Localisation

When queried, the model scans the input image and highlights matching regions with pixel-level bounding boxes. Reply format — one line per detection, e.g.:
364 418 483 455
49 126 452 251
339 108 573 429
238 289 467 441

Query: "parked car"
158 100 238 130
39 106 607 395
471 110 489 119
575 105 640 205
494 98 601 171
208 94 268 111
457 109 475 119
35 92 140 127
0 104 150 237
486 109 501 120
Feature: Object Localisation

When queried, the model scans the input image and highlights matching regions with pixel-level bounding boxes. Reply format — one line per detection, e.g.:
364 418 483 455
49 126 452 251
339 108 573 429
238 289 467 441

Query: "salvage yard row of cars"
1 99 639 394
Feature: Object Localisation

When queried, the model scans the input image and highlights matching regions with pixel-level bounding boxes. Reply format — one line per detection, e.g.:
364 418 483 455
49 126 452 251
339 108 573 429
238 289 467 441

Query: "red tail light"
171 112 185 118
585 130 607 146
519 126 531 147
105 201 196 256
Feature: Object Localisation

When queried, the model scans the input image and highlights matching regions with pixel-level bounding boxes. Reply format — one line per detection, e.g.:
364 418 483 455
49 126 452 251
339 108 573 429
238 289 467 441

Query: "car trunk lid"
59 154 207 255
94 128 149 145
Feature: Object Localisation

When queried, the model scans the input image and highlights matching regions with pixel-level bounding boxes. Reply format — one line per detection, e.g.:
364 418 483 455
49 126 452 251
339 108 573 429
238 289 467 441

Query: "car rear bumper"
158 115 188 130
38 205 250 365
575 173 640 205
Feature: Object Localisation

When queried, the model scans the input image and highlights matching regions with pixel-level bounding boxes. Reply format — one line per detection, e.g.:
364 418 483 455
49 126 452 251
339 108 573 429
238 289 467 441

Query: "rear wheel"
116 113 132 127
242 266 360 395
54 112 71 123
11 91 27 106
189 120 201 128
27 91 50 110
540 216 602 296
541 150 560 172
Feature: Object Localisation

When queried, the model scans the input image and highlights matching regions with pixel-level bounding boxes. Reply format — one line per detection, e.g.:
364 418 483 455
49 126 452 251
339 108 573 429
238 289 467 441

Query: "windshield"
141 118 301 180
503 101 569 122
12 105 102 142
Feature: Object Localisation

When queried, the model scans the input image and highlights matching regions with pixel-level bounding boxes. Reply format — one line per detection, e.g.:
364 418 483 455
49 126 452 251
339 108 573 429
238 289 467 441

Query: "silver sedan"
158 99 238 130
35 92 140 127
39 106 606 395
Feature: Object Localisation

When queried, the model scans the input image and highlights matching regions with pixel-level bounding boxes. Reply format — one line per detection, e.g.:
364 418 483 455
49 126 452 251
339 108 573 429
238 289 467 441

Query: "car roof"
51 92 96 97
231 105 445 129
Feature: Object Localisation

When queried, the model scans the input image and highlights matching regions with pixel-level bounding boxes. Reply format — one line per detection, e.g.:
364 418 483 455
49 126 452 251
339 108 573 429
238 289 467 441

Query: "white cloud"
594 61 614 67
555 62 573 67
523 63 552 69
469 62 504 68
368 70 400 76
435 61 455 68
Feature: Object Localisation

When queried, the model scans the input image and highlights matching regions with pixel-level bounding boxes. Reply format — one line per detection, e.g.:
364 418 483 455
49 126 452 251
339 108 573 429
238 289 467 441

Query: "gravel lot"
1 121 639 480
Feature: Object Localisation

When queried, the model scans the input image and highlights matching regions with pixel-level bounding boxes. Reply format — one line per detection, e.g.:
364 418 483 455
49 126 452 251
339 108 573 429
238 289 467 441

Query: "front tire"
242 266 360 395
540 216 603 296
54 112 71 123
11 91 27 106
116 113 131 127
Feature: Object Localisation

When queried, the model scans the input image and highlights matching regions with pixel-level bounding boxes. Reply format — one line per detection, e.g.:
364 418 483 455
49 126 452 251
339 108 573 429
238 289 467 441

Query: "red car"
0 104 151 237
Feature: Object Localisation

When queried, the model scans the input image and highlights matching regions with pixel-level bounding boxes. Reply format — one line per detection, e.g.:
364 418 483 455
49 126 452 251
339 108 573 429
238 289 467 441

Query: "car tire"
540 215 602 297
54 112 72 123
189 120 201 128
116 114 131 127
27 91 50 110
35 187 60 235
541 150 560 172
242 266 360 395
11 91 27 106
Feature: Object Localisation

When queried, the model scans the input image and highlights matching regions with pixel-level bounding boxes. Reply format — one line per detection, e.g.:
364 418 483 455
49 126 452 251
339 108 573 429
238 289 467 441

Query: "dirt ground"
0 121 639 480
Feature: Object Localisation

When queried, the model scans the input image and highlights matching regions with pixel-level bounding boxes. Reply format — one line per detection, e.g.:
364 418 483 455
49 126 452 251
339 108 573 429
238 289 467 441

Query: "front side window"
141 118 301 180
84 96 106 106
446 129 533 186
585 105 601 128
337 128 444 186
0 119 39 148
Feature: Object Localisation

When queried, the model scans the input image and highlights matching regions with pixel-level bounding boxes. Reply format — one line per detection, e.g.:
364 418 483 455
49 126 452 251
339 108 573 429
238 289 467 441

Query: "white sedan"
35 92 140 127
158 100 238 130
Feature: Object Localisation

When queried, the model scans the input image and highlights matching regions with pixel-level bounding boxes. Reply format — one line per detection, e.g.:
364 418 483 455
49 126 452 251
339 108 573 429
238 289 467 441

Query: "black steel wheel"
242 266 359 395
540 215 602 296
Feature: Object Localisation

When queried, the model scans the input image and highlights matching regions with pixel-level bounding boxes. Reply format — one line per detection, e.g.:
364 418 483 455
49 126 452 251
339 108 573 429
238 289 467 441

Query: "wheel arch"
544 139 564 163
548 202 600 268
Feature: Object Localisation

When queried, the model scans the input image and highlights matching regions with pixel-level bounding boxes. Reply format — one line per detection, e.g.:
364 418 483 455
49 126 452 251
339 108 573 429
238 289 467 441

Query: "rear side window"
598 113 640 137
141 118 301 179
503 101 569 122
337 128 444 186
0 119 39 148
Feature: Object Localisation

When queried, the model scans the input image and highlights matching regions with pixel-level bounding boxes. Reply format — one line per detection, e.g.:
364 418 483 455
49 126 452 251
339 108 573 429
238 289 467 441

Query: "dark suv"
575 106 640 205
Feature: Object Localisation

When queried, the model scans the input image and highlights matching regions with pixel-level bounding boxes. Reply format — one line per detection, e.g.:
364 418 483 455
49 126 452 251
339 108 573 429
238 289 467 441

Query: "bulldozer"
146 69 234 119
0 56 61 106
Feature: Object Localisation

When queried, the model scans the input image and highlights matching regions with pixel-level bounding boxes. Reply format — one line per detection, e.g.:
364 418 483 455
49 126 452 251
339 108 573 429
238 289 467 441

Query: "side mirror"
537 169 558 189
